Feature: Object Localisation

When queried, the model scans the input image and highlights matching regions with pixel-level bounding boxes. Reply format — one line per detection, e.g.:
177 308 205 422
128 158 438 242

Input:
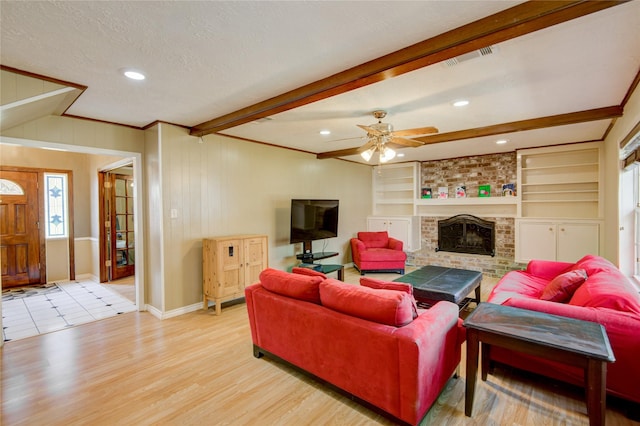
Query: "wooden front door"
0 170 42 287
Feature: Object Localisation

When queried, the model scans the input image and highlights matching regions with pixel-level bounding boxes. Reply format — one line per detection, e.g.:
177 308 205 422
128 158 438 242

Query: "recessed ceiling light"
397 153 405 157
453 100 470 107
123 70 146 80
496 139 508 145
319 130 331 135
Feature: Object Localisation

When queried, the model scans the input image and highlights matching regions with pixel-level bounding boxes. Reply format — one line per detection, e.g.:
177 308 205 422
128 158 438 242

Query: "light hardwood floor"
102 275 136 302
2 267 638 425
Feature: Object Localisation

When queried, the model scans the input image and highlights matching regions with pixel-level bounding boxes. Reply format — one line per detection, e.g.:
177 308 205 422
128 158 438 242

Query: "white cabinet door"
386 218 411 248
517 220 600 263
366 218 388 233
366 216 420 251
557 223 599 263
517 221 556 262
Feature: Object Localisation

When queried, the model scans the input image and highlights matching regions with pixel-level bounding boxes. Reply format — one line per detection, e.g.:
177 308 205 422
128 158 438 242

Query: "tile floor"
2 280 137 342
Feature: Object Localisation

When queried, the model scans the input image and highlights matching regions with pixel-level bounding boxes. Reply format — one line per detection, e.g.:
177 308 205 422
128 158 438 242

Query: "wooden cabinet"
203 234 268 315
367 216 420 252
372 162 419 216
516 220 600 263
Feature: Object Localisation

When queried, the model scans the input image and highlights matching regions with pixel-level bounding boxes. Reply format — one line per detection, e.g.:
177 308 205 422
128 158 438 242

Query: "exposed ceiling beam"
412 106 623 144
316 106 623 159
190 1 627 137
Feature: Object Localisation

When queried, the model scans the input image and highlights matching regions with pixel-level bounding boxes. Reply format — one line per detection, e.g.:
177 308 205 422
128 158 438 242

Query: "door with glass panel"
0 170 42 287
109 173 135 280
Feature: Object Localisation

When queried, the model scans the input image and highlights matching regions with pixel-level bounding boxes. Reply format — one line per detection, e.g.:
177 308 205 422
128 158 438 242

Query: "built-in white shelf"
415 197 518 206
415 196 518 217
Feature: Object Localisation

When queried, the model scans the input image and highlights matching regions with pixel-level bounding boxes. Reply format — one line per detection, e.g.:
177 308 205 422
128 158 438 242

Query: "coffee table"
394 265 482 309
464 303 615 426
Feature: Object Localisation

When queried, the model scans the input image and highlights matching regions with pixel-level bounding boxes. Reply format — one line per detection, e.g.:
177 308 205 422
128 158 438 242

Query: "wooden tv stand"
296 251 338 262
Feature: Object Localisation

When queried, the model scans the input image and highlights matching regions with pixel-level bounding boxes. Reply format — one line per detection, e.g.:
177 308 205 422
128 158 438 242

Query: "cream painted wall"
2 115 143 152
603 82 640 267
74 237 97 281
46 238 70 281
0 69 66 105
154 124 372 312
144 125 163 311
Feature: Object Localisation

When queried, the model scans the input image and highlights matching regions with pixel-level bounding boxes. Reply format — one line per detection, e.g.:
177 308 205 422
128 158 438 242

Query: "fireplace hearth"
436 214 495 257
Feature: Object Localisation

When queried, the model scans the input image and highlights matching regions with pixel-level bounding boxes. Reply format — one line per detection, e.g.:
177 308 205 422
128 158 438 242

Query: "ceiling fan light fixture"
361 147 375 162
372 122 393 133
379 146 396 163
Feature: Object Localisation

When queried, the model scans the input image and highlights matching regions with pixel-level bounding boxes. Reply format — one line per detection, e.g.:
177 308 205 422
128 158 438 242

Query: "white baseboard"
145 302 203 320
75 273 99 282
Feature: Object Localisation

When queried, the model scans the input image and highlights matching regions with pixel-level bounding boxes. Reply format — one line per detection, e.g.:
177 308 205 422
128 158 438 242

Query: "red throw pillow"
359 277 418 319
320 279 414 327
259 268 323 304
540 269 588 303
291 267 327 279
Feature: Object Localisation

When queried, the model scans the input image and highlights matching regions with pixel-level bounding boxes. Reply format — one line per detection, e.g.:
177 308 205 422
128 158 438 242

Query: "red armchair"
351 231 407 275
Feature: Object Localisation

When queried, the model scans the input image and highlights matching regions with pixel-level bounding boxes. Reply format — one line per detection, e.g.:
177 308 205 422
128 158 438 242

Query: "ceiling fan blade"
327 135 366 143
317 147 364 160
317 139 376 160
392 126 438 137
357 124 383 136
390 137 423 147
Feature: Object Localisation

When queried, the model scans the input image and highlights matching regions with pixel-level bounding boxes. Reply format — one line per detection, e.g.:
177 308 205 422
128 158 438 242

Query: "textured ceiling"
1 1 639 163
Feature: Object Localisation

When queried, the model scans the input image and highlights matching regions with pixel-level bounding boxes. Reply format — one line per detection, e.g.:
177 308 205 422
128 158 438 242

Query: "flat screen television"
290 199 339 257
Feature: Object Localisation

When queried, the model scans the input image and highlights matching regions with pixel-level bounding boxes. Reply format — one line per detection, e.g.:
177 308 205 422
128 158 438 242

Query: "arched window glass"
0 178 25 195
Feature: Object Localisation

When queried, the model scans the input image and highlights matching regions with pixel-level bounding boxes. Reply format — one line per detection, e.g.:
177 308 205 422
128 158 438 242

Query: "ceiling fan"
317 110 438 161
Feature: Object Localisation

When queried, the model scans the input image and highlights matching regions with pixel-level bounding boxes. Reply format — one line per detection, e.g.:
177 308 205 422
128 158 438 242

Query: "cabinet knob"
549 228 553 232
560 228 565 232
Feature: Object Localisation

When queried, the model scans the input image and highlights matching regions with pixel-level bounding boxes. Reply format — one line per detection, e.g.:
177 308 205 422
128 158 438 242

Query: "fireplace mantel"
415 196 518 218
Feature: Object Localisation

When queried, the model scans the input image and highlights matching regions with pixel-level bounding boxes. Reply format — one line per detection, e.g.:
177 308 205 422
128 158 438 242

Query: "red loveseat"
487 255 640 407
245 268 465 425
351 231 407 275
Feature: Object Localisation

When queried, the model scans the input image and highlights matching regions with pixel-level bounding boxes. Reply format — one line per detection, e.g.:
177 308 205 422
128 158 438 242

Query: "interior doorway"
0 141 146 346
99 164 135 283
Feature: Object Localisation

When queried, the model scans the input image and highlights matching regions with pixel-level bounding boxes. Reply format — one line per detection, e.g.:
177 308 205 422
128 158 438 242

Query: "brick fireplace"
437 214 495 257
408 152 525 278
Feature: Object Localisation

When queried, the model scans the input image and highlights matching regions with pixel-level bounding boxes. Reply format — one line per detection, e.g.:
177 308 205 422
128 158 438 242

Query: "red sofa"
350 231 407 275
245 268 465 425
487 255 640 406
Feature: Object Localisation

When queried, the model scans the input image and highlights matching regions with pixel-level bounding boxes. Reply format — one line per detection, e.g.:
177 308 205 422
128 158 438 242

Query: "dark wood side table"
464 303 615 426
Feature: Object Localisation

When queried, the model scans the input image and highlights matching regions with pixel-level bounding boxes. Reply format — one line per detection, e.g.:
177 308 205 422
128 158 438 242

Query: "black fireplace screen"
436 214 495 257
